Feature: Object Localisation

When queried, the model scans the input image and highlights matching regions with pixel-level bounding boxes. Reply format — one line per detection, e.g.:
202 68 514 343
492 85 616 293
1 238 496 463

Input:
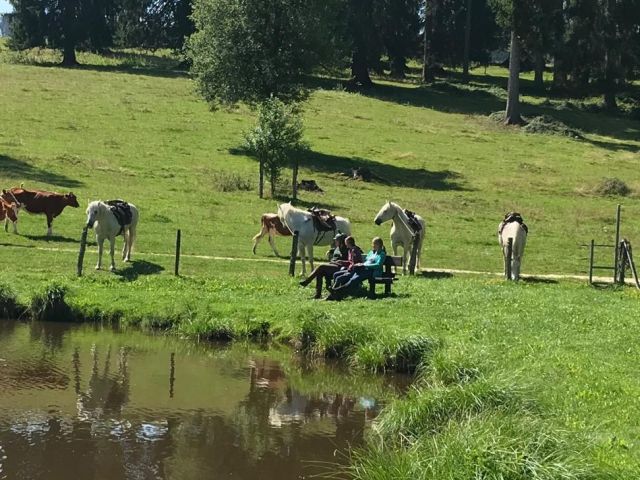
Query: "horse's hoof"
109 266 116 272
95 266 101 270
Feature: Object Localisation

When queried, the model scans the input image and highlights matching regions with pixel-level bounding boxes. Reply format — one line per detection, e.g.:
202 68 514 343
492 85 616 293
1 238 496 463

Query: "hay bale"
522 115 583 138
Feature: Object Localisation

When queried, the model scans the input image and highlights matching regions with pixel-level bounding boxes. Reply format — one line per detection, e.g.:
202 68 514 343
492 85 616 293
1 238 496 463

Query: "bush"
212 171 253 192
593 178 631 197
30 283 73 321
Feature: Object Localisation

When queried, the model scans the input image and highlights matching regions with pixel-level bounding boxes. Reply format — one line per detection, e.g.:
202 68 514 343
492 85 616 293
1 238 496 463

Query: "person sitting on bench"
299 233 348 299
331 236 364 287
328 237 386 299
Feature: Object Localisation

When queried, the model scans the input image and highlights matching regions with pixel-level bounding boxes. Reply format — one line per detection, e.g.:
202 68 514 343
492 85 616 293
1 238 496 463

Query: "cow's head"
65 192 80 208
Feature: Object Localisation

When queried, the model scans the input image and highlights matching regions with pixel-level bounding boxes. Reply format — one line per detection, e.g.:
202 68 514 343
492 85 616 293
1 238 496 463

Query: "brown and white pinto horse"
0 190 19 233
7 186 79 236
252 213 292 257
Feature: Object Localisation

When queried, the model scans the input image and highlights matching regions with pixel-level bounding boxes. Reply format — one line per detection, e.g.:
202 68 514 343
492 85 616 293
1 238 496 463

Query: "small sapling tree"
245 97 307 200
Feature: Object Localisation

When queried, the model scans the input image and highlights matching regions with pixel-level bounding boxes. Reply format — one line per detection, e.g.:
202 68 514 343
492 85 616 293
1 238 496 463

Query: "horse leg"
12 218 17 234
126 225 136 262
402 246 408 275
122 229 129 260
512 255 521 281
269 231 281 257
96 237 104 270
109 237 116 271
3 217 7 233
307 244 314 273
252 225 267 255
298 242 306 277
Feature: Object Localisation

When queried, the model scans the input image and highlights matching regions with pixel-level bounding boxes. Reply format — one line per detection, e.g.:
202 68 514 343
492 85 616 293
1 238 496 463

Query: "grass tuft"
592 178 631 197
523 115 583 138
29 283 74 322
0 284 22 318
212 171 254 192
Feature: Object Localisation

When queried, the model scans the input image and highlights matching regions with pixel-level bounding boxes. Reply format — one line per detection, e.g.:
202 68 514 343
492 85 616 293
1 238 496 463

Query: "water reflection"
0 322 405 480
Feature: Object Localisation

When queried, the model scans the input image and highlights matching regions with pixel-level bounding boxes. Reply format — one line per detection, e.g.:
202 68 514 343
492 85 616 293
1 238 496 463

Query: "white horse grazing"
498 214 528 281
86 200 139 271
374 201 425 274
277 202 351 276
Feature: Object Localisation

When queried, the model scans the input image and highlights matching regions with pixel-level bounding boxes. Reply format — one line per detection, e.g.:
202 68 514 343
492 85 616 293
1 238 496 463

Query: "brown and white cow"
252 213 292 257
8 186 80 236
0 190 19 233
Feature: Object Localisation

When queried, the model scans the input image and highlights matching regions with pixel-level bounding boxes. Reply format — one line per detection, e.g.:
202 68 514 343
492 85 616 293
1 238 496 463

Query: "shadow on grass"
17 51 188 80
231 147 466 192
0 154 84 189
114 260 165 281
307 74 640 149
22 234 82 244
420 270 454 280
521 276 559 285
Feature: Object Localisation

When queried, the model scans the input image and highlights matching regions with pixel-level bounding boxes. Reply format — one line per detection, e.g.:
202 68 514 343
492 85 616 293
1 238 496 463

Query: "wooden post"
77 227 88 277
617 241 626 285
408 234 419 275
289 231 299 277
505 237 513 281
613 204 621 282
588 239 595 285
174 229 181 276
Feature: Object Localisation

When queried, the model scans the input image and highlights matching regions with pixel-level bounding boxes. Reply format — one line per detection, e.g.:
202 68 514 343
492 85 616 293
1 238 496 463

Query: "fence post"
617 240 627 285
408 234 419 275
174 229 181 276
588 239 595 285
77 227 88 277
505 237 513 281
289 231 299 277
614 204 621 282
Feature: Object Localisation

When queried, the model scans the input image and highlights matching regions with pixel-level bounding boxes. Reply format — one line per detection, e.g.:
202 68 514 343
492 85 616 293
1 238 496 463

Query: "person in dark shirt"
331 236 364 287
299 233 348 299
328 237 386 300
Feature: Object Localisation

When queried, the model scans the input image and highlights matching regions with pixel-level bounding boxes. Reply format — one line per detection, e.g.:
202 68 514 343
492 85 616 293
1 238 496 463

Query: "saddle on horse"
498 212 529 235
403 209 422 233
105 199 133 235
308 206 337 232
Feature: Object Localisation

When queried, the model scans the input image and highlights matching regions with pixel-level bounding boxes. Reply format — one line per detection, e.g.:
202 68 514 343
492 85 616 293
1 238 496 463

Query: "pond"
0 321 408 480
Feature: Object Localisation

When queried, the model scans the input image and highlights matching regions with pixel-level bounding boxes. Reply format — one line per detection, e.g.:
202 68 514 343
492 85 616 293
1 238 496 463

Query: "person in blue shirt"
328 237 386 299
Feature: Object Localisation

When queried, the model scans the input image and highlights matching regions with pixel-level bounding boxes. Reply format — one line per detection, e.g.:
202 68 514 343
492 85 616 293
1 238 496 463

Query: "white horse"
277 202 351 276
374 201 425 274
86 201 139 271
498 220 527 281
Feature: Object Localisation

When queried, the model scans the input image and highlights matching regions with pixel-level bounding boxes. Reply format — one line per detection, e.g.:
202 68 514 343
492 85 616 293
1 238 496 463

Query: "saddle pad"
106 200 132 234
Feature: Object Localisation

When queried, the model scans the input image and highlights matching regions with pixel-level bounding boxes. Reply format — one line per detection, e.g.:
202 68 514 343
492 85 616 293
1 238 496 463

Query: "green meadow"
1 44 640 478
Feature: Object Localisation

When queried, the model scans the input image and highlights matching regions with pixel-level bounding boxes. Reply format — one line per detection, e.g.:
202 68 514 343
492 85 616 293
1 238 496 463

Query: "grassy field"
1 44 640 478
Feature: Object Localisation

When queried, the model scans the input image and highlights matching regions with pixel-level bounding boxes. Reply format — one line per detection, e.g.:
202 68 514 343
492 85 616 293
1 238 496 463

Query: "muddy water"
0 321 406 480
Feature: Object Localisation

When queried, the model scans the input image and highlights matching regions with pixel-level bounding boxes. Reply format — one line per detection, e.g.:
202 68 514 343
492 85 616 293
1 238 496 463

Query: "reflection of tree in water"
75 344 130 420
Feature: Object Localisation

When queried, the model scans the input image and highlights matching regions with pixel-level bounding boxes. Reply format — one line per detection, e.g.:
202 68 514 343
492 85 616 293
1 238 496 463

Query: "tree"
378 0 420 78
245 97 308 199
9 0 112 65
189 0 339 108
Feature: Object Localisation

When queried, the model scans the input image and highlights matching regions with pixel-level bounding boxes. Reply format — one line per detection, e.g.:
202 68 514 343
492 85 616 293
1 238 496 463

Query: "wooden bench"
367 255 402 298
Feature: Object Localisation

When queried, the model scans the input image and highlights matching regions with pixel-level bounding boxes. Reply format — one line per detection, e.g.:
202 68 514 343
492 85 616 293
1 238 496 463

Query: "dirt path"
4 243 629 285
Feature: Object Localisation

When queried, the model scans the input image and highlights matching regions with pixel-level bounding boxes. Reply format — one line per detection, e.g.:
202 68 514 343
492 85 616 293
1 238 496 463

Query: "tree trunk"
505 30 523 125
270 172 276 198
350 48 373 88
348 0 373 89
602 0 618 110
552 55 567 90
291 158 299 201
390 55 406 79
534 50 544 90
462 0 472 80
61 42 78 66
421 0 435 83
259 159 264 198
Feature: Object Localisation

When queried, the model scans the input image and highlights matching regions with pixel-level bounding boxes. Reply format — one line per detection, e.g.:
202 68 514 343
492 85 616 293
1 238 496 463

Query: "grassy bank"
2 270 640 477
1 46 640 478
